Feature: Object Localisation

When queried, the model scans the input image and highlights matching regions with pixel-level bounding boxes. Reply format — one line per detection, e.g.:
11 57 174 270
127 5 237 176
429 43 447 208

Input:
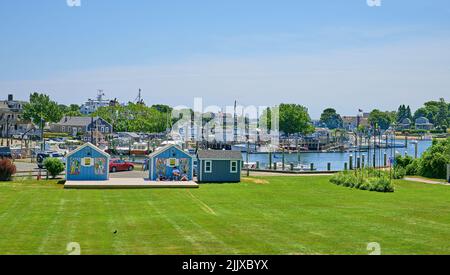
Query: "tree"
413 107 431 122
396 105 412 122
368 109 393 130
320 108 343 129
94 103 169 133
23 93 63 137
279 104 314 135
59 104 82 117
435 98 448 128
396 105 406 123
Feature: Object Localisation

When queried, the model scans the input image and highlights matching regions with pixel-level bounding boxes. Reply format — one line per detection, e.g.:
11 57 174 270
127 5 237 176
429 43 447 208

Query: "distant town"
1 90 448 170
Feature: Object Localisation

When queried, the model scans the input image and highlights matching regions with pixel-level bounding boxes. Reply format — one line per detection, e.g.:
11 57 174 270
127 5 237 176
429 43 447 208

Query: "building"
50 116 113 143
149 144 193 181
66 143 110 181
342 115 369 131
80 91 114 115
0 94 33 138
398 118 412 130
415 117 434 131
197 150 242 183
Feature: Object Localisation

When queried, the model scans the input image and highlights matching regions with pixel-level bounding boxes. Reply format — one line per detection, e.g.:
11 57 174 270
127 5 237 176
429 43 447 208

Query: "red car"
109 159 134 173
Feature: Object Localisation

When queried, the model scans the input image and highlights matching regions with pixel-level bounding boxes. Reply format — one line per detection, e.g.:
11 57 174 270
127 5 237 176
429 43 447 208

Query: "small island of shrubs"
330 169 395 193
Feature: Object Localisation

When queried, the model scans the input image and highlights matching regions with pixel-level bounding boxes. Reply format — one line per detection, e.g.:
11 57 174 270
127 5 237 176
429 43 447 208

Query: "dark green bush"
418 138 450 179
43 158 65 179
393 167 406 179
405 159 420 176
395 155 414 169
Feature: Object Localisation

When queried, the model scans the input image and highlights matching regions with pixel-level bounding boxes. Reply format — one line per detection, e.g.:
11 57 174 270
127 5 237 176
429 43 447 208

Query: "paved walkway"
404 177 450 186
245 171 334 177
65 178 199 189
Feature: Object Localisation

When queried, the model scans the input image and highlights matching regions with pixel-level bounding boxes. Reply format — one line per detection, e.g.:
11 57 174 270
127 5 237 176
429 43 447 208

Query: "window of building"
230 161 238 173
205 161 212 173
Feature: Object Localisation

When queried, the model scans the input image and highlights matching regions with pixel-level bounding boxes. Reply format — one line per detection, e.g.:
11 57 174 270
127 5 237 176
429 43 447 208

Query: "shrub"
395 155 414 169
405 159 420 176
393 167 406 179
43 158 65 179
330 169 394 193
0 159 17 181
418 138 450 179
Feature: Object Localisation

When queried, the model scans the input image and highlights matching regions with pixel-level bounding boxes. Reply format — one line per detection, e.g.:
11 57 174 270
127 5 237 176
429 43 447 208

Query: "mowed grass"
0 176 450 255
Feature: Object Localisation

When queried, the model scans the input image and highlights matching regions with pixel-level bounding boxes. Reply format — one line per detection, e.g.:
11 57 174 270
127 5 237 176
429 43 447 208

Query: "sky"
0 0 449 118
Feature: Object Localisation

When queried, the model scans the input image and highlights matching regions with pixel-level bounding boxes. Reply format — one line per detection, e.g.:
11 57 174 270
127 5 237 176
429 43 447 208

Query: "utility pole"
6 115 10 147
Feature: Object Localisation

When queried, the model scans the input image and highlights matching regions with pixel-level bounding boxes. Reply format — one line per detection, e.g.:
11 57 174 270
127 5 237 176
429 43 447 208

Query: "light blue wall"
150 147 193 181
66 146 109 181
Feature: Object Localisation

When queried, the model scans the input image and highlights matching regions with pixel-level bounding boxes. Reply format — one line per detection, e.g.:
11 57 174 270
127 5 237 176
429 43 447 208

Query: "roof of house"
415 117 432 125
197 150 243 160
66 142 110 158
56 116 110 127
400 118 412 124
149 144 192 159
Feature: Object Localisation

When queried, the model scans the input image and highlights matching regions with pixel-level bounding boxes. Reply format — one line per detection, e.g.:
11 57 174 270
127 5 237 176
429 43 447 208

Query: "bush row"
330 170 395 193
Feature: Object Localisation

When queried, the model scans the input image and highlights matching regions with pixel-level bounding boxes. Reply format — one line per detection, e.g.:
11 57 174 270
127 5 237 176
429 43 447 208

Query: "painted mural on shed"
149 144 193 181
66 142 110 181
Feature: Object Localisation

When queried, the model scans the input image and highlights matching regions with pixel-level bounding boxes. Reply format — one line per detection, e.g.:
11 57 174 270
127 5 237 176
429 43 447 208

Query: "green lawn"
0 176 450 255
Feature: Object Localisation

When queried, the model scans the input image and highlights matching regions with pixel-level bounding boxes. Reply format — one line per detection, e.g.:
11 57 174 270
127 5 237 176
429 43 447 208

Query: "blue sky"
1 0 450 118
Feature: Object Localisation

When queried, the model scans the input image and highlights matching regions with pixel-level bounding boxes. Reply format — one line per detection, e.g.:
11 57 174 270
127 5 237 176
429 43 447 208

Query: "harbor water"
242 140 433 171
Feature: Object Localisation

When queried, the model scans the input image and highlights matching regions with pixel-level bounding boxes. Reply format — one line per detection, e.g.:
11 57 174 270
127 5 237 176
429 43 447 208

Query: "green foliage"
23 93 63 129
93 103 170 133
59 104 82 117
393 167 406 179
368 109 394 130
414 98 449 127
43 158 65 179
405 159 420 176
320 108 343 129
0 159 16 181
330 170 394 193
279 104 314 135
397 105 412 123
395 155 414 169
418 138 450 179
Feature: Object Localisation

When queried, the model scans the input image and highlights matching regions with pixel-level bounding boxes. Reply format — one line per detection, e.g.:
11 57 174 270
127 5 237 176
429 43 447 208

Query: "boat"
130 142 149 156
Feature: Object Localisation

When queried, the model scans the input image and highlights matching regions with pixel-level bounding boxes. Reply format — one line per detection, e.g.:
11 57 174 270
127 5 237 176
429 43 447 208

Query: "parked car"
109 159 134 173
0 147 12 159
36 152 66 169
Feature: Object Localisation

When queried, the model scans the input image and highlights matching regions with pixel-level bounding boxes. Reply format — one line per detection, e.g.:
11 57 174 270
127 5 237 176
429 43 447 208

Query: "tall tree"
279 104 314 135
436 98 449 128
368 109 394 130
23 93 63 136
320 108 343 129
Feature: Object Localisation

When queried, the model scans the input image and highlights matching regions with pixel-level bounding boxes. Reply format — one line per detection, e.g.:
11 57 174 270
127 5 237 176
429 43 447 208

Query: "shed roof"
197 150 243 160
149 144 192 159
66 142 110 158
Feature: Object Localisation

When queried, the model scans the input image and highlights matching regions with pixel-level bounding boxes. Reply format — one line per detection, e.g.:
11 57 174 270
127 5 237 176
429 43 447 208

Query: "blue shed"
149 144 193 181
66 142 110 181
197 150 242 183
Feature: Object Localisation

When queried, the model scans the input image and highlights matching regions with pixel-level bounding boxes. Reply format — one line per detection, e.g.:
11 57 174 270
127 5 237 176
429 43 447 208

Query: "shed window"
205 161 212 173
230 161 238 173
